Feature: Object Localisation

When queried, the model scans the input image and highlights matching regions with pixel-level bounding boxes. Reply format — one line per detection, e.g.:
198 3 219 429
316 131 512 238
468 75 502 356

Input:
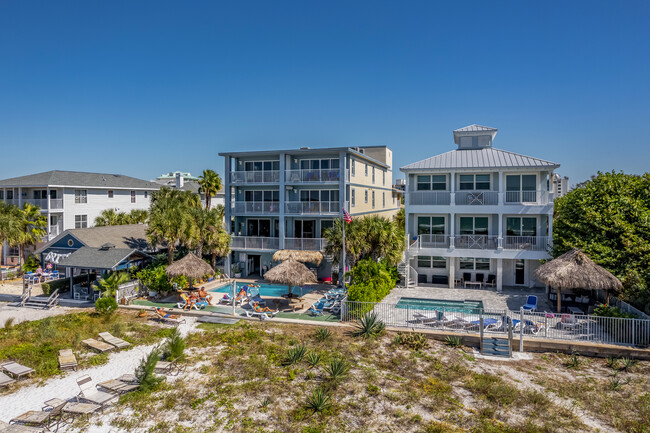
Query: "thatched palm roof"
165 252 214 280
272 249 323 266
534 249 622 292
264 258 317 288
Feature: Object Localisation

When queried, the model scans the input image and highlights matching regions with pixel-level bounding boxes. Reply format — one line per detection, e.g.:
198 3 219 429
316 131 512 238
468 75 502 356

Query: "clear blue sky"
1 0 649 185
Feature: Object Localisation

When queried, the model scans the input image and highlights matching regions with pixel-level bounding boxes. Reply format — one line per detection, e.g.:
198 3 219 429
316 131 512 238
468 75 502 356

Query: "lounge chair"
245 301 279 320
0 361 35 379
153 308 185 324
97 378 139 394
82 338 115 353
155 356 186 376
308 302 325 316
0 371 15 387
58 349 78 371
76 375 118 410
467 318 500 331
475 273 485 285
408 311 444 326
10 399 66 431
513 319 543 334
99 332 131 349
522 295 538 311
485 274 496 287
556 314 582 332
462 273 472 287
177 293 207 310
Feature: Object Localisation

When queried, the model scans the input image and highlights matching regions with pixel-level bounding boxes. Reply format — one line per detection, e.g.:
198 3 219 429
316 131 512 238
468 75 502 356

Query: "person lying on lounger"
253 302 277 313
155 307 181 319
236 288 248 301
197 287 213 303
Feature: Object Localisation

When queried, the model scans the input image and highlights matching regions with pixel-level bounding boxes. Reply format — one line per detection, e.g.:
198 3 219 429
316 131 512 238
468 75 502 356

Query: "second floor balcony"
232 202 280 215
285 169 346 183
230 170 280 184
285 201 340 215
408 189 552 207
0 198 64 210
412 234 550 252
230 236 327 251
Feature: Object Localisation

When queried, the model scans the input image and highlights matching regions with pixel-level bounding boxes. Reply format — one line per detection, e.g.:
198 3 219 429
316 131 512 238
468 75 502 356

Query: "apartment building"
153 171 225 208
551 173 570 198
0 170 160 265
220 146 399 277
400 125 560 291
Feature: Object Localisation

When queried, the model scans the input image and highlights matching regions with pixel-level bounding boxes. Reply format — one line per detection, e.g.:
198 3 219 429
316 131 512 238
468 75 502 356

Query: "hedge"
42 273 97 296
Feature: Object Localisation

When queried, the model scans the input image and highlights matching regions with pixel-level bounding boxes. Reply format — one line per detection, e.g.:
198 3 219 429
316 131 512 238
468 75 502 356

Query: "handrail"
20 286 33 307
46 289 60 308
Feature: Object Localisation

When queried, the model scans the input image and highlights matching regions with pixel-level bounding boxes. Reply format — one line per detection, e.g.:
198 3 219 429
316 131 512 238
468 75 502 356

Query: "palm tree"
198 169 222 210
128 209 148 224
201 206 231 269
95 209 120 226
14 204 47 267
92 271 130 298
0 202 22 269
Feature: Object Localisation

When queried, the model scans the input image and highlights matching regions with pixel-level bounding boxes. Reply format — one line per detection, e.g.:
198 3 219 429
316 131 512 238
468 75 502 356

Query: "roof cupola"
453 124 498 149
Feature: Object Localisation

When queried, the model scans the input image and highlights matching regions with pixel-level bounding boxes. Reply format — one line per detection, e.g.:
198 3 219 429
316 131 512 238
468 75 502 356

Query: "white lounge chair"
82 338 115 353
76 375 118 410
0 371 15 387
58 349 78 371
0 361 35 379
245 301 279 320
98 332 131 349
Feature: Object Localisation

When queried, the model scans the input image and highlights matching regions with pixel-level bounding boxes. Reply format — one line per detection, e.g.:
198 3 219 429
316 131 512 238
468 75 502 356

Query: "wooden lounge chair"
0 423 45 432
0 361 35 379
0 371 16 387
76 375 118 410
155 356 186 376
58 349 77 372
9 399 66 431
82 338 115 353
97 378 139 394
98 332 131 349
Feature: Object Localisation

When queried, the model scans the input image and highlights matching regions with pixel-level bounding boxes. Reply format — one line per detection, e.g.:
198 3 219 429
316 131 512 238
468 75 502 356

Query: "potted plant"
137 308 147 318
232 265 242 279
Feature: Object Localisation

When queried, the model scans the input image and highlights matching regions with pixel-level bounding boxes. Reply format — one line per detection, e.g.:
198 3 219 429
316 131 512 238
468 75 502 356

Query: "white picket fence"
116 280 141 303
341 300 650 348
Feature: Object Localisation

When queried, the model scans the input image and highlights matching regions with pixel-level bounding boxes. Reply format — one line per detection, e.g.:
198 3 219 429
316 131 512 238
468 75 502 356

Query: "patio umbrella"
263 257 317 297
534 248 622 313
165 252 214 288
272 249 323 266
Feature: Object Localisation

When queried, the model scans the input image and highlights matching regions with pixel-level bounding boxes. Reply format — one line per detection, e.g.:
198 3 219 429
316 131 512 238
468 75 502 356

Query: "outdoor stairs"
480 336 512 358
21 289 59 310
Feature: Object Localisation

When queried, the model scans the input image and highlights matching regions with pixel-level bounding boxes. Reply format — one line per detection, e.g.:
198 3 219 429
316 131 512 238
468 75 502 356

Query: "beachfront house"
400 125 560 291
0 170 160 266
153 171 225 209
220 146 401 278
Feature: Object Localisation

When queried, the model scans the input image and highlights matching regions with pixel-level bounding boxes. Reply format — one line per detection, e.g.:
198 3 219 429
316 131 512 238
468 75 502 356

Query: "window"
245 190 280 202
6 190 13 199
299 159 338 170
247 219 272 237
75 215 88 228
351 160 355 177
144 191 148 199
74 190 87 204
460 257 490 270
506 174 537 202
299 190 339 202
382 192 385 207
108 190 114 198
417 216 445 235
372 167 375 183
417 256 446 269
365 164 368 176
0 191 3 200
416 175 446 191
372 191 375 208
32 190 47 199
383 170 385 186
245 160 280 171
364 190 368 203
50 190 57 199
351 189 356 207
131 191 136 203
459 217 488 235
320 220 334 237
459 174 490 190
506 217 537 236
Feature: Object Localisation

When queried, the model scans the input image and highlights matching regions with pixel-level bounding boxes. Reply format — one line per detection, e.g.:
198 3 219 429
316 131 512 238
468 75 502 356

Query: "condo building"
220 146 400 277
400 125 560 291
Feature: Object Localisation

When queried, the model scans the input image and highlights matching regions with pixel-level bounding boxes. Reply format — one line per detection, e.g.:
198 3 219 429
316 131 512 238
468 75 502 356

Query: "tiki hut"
272 249 323 266
264 257 317 296
534 248 623 313
165 252 214 287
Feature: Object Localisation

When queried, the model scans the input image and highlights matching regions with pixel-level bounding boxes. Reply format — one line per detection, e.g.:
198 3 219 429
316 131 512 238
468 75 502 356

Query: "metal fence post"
519 307 524 352
544 313 548 338
479 317 484 354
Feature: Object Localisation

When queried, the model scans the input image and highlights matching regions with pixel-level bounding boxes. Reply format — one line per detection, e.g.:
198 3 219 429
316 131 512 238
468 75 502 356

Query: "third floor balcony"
407 190 552 207
412 234 550 252
230 170 280 184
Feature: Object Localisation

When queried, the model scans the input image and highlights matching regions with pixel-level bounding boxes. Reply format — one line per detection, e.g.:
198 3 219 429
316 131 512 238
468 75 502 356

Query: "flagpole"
341 209 346 288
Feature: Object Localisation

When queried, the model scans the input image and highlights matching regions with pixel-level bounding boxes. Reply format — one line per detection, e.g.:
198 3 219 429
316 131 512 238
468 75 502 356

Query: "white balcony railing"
0 198 63 209
231 236 279 250
503 236 549 251
505 190 551 205
285 201 340 215
230 171 280 184
408 191 451 206
417 234 450 249
455 191 498 206
455 235 498 250
284 238 327 251
285 169 345 183
232 202 281 214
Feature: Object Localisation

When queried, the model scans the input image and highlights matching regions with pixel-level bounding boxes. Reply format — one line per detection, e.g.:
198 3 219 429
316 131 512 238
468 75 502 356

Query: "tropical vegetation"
553 171 650 313
0 201 47 268
346 258 398 303
94 208 149 226
197 169 222 210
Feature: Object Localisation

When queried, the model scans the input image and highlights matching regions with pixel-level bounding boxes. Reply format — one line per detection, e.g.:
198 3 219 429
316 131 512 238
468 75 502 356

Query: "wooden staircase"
21 289 60 310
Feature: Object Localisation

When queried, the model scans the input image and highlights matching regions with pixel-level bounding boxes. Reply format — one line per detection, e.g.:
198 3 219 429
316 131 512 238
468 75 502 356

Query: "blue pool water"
210 282 312 298
396 298 484 314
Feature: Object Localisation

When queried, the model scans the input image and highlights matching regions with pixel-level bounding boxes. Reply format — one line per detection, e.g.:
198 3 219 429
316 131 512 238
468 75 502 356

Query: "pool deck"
382 285 554 312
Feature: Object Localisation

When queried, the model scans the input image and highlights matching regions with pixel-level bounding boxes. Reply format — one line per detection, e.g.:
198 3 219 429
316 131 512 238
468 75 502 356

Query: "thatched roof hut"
165 252 214 281
272 249 323 266
264 258 317 296
534 248 622 312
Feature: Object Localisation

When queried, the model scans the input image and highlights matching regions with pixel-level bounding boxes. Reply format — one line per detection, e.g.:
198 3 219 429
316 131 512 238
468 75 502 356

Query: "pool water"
396 298 484 314
210 282 312 298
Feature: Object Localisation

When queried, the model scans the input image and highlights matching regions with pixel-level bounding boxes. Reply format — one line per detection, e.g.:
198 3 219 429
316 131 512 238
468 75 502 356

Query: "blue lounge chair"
522 295 538 311
308 302 325 316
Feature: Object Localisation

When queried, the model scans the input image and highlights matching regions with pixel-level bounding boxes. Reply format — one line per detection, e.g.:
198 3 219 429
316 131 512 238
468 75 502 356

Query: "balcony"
455 235 498 250
503 236 549 251
231 236 279 250
455 191 498 206
408 191 451 205
285 169 345 183
284 237 327 251
232 202 280 215
417 234 450 249
0 198 63 210
505 190 551 205
285 201 340 215
230 171 280 184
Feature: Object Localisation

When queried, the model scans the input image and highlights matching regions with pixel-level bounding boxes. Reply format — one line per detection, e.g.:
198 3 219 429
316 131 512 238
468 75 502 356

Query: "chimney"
175 172 184 189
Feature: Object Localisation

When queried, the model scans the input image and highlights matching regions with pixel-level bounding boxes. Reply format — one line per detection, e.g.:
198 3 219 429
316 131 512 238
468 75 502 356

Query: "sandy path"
0 302 77 328
0 318 197 424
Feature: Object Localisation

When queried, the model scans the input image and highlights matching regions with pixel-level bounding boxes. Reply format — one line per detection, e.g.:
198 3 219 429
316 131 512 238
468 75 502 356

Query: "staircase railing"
46 289 60 309
20 286 33 307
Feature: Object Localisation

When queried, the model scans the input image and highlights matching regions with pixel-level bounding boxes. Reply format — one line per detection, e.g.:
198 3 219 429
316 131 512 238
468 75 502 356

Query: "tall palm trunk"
205 195 211 210
168 246 175 265
211 253 217 270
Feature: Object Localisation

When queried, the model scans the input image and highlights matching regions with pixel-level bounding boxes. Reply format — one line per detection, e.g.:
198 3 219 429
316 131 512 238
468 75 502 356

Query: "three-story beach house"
220 146 400 277
400 125 560 291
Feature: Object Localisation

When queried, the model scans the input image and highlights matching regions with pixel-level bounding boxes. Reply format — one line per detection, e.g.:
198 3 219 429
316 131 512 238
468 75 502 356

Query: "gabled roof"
35 224 153 254
57 247 149 270
400 147 560 171
0 170 161 189
453 124 497 133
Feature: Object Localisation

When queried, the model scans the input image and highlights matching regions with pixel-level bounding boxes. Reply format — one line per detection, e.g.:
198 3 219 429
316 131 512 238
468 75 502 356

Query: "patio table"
465 281 483 289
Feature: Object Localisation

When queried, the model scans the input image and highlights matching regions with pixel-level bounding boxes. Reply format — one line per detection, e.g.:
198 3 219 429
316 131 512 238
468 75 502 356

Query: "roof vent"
300 146 311 150
99 243 116 251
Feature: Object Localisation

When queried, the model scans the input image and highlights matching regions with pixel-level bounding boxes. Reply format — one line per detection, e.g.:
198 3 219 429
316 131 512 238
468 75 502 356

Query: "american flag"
342 208 352 224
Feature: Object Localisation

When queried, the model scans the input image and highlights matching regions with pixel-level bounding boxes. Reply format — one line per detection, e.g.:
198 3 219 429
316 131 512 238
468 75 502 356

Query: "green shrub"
283 343 307 366
444 336 462 348
393 332 428 350
350 312 385 339
95 297 118 316
164 327 185 361
136 347 164 392
304 387 332 414
22 255 40 273
346 258 397 303
314 327 332 342
136 265 172 293
593 304 637 318
306 352 321 368
324 358 349 381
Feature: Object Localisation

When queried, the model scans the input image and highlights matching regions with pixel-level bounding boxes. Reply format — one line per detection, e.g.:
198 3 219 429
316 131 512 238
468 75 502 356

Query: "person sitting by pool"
184 292 200 310
235 287 248 301
197 287 213 304
252 301 277 313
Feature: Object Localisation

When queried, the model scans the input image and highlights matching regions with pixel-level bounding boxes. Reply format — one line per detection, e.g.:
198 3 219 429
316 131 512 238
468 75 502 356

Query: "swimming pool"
210 282 313 298
395 298 484 314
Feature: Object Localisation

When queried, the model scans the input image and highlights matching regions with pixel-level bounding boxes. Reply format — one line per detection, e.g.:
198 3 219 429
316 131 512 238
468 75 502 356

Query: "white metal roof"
453 124 497 133
400 147 560 171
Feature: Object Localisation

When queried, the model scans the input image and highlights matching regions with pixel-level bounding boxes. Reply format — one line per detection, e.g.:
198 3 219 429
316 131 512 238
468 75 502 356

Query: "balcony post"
496 258 503 292
449 171 455 207
497 213 503 250
449 214 455 250
46 187 51 239
279 153 286 250
498 171 504 205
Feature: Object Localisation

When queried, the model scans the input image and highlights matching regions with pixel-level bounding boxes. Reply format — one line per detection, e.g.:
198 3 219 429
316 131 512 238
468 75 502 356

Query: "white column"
548 213 553 249
46 187 51 240
448 258 455 289
449 171 455 206
279 153 286 249
498 171 505 205
449 212 455 249
18 187 22 207
497 213 503 250
496 258 503 292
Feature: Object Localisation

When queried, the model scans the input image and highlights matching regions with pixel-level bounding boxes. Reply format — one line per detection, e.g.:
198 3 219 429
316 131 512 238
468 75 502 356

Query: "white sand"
0 317 197 427
0 302 76 328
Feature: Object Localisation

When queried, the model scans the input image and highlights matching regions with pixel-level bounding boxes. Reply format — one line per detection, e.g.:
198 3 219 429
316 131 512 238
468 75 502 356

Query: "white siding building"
400 125 560 291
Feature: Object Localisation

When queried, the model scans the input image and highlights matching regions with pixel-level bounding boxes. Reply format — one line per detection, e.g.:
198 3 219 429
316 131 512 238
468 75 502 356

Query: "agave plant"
325 357 349 381
306 352 322 368
304 387 332 414
444 335 462 348
350 312 385 339
315 327 333 342
283 343 307 366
